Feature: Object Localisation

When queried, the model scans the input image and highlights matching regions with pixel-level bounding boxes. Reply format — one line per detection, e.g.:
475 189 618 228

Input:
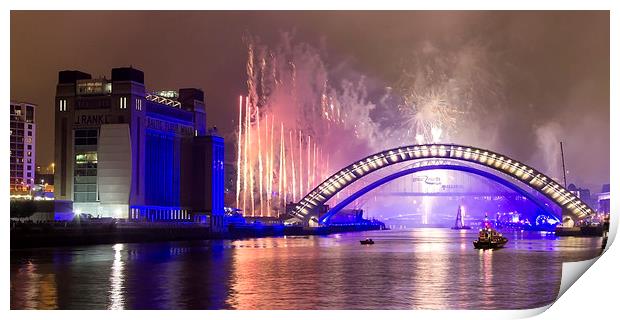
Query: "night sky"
10 11 609 191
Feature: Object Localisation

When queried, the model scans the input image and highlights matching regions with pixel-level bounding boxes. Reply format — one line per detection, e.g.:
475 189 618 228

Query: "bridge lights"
291 144 597 222
464 148 472 159
389 151 398 162
333 179 342 188
430 146 438 156
480 151 488 163
495 157 504 168
507 162 520 174
502 159 512 172
438 145 447 157
455 147 464 158
414 148 421 157
406 147 414 158
472 149 481 161
377 155 385 166
398 148 407 160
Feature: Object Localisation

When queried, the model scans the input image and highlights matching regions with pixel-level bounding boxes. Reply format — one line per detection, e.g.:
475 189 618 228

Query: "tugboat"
360 238 374 245
473 227 508 249
451 205 472 230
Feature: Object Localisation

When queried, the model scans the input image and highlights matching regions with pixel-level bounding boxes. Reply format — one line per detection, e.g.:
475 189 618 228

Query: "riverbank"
10 221 384 249
555 225 604 237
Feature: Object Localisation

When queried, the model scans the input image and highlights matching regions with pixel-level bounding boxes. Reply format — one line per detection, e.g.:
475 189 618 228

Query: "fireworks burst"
400 88 458 144
394 40 505 147
235 35 508 217
235 33 374 217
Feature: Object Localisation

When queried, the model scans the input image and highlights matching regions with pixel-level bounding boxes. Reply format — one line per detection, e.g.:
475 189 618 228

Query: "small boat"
360 238 374 245
473 227 508 249
451 225 472 230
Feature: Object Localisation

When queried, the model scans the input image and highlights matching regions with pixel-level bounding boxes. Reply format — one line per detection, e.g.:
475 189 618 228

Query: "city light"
8 10 610 312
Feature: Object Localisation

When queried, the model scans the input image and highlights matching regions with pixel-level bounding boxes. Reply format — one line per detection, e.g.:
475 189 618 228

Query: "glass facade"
75 129 98 145
74 151 98 202
74 129 99 203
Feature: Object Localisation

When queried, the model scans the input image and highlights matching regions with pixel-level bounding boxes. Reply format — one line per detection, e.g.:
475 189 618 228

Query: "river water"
10 228 602 310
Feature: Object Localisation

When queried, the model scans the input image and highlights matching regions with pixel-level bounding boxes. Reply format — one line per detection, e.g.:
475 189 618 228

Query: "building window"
75 129 98 145
26 137 32 143
26 151 32 157
59 99 67 111
26 106 34 122
27 145 32 150
74 151 98 202
136 98 142 111
120 97 127 109
27 131 32 136
27 124 32 129
27 165 32 171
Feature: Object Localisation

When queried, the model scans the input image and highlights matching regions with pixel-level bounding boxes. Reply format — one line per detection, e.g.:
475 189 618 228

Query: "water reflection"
11 261 58 309
108 244 125 310
410 228 449 309
10 229 602 310
478 249 495 308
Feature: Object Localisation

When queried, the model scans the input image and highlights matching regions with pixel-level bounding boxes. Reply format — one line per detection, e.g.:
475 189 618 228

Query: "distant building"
54 67 224 230
567 183 594 208
598 184 610 214
10 101 36 198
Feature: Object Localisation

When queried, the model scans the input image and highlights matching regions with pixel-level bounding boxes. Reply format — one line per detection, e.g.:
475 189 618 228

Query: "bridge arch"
289 144 594 223
319 162 558 225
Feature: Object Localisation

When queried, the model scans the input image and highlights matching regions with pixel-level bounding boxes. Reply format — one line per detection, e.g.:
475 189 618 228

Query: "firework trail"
234 34 507 219
236 96 243 208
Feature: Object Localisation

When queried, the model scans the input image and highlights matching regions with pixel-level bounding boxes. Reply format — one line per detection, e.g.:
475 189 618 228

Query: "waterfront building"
10 101 36 198
54 67 224 230
567 183 594 208
598 184 610 214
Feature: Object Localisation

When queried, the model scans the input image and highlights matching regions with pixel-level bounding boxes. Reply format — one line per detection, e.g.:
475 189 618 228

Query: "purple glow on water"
10 229 602 310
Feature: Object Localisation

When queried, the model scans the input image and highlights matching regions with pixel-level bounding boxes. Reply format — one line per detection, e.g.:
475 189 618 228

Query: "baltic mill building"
54 67 225 230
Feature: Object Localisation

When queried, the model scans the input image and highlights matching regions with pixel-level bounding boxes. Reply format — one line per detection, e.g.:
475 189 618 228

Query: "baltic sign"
74 113 117 127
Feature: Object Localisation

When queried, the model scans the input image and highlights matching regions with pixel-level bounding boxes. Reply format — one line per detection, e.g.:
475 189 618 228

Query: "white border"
3 1 617 319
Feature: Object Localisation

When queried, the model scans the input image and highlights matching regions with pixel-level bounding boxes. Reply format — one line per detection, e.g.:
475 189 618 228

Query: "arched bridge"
288 144 595 224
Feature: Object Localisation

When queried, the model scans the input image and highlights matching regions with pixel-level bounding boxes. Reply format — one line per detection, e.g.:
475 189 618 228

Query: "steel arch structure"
289 144 594 222
318 162 558 225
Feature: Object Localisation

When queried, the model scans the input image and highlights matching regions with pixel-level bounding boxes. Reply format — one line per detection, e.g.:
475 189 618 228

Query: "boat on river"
473 227 508 249
360 238 374 245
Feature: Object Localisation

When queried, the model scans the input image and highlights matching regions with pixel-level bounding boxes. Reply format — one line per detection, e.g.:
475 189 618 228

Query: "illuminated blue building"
54 67 224 230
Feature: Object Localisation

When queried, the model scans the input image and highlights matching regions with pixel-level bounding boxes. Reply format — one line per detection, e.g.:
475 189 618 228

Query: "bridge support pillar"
561 208 580 226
